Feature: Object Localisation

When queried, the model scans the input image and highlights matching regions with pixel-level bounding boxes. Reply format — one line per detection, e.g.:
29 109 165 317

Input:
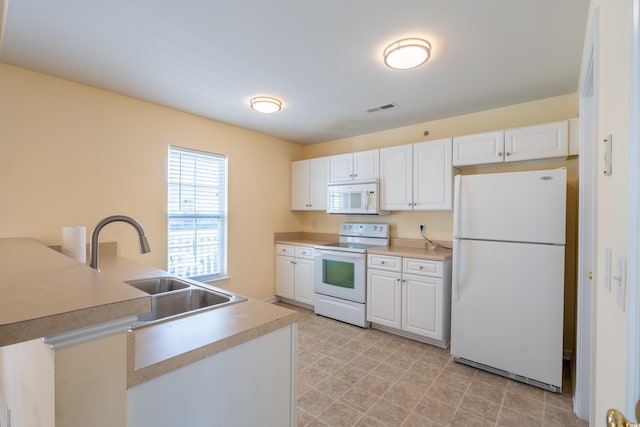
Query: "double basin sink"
126 276 247 328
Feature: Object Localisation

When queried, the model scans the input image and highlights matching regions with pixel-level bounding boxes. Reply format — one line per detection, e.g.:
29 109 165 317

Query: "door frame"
574 6 599 421
626 0 640 419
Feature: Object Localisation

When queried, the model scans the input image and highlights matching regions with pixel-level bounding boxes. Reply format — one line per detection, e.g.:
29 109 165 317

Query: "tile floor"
278 302 588 427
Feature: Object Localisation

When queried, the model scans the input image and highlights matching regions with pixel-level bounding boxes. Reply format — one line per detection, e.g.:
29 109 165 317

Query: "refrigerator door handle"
453 175 461 238
452 239 460 300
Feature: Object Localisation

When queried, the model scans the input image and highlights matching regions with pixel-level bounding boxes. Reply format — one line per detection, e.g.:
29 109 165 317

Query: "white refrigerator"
451 168 566 392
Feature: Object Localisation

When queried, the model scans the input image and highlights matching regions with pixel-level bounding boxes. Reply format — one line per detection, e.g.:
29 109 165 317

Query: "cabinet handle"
497 152 503 156
419 266 424 270
408 203 412 207
402 279 406 283
380 261 385 264
396 278 401 282
506 152 511 156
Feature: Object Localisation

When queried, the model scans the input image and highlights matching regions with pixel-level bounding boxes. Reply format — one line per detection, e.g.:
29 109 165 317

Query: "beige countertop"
367 245 453 261
0 238 299 387
275 238 335 247
274 231 338 247
274 232 453 260
0 238 151 347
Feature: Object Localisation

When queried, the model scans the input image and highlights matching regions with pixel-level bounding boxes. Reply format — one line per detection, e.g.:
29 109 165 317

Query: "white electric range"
313 223 389 327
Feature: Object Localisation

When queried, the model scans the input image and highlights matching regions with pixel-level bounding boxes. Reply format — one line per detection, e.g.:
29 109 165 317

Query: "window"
167 146 227 279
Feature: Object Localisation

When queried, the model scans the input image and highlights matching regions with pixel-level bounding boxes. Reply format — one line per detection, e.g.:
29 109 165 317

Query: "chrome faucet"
89 215 151 270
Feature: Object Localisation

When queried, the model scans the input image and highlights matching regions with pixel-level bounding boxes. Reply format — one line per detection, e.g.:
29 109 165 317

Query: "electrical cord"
420 229 452 250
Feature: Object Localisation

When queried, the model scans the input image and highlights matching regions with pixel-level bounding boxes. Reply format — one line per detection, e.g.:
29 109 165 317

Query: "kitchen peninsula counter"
1 238 298 426
0 238 151 347
0 238 298 387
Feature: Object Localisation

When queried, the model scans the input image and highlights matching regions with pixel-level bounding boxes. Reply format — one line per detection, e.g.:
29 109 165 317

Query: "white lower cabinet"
367 254 451 347
275 244 315 306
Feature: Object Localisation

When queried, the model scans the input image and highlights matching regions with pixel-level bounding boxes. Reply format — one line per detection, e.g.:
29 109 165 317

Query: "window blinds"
167 146 227 279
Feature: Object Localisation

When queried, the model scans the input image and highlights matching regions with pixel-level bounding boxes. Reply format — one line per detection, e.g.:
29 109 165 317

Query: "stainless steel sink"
126 277 191 294
127 276 247 328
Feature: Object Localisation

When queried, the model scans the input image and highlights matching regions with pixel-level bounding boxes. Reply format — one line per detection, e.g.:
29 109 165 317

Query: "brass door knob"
607 408 639 427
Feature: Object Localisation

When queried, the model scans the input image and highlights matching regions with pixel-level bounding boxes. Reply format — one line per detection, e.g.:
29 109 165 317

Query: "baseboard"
263 296 280 304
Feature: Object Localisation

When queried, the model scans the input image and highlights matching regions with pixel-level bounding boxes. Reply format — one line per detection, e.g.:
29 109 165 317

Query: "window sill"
200 275 231 286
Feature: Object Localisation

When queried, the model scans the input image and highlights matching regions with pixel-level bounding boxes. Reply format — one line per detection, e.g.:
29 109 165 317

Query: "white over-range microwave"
326 180 388 215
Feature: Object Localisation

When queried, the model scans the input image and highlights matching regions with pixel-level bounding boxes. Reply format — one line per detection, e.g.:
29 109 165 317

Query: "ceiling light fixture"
250 96 282 114
383 38 431 70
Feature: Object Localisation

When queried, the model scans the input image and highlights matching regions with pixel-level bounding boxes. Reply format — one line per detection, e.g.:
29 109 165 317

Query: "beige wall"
299 95 579 354
0 64 303 299
0 64 582 350
587 0 633 423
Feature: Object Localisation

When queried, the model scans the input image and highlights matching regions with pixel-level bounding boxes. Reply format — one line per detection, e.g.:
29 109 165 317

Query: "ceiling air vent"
364 103 398 113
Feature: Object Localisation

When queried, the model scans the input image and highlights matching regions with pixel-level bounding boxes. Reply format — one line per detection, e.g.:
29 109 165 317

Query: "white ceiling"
0 1 589 144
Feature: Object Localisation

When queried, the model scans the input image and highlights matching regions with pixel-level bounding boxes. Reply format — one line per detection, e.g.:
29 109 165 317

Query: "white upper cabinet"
452 131 505 166
330 149 379 182
413 139 454 210
379 144 413 210
291 157 329 211
452 120 569 167
504 120 569 162
380 139 453 211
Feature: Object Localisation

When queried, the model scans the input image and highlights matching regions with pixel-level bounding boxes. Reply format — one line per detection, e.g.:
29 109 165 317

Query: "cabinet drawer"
402 258 443 277
276 244 295 256
368 254 402 272
294 246 314 259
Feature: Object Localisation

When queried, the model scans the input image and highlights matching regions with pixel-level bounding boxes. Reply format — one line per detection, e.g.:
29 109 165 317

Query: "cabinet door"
308 157 329 210
294 258 314 305
291 160 310 210
504 120 569 162
452 131 504 166
353 149 379 181
413 139 453 210
275 255 295 299
379 144 413 210
329 153 353 182
402 273 443 340
367 269 401 328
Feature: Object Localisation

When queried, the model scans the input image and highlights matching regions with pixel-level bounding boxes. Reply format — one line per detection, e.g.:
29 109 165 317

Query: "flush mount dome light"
249 96 282 113
383 38 431 70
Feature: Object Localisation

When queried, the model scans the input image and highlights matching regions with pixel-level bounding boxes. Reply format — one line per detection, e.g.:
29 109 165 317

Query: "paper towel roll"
62 226 87 263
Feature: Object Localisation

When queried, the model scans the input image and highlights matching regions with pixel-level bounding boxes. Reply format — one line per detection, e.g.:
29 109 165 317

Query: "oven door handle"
314 249 365 259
